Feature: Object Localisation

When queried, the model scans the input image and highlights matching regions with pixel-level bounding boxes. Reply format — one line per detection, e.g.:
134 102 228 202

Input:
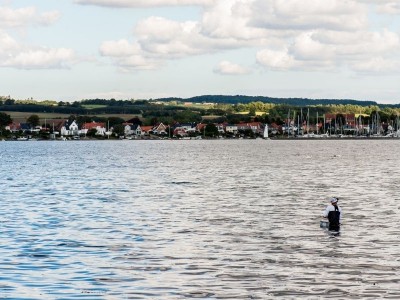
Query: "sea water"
1 139 400 299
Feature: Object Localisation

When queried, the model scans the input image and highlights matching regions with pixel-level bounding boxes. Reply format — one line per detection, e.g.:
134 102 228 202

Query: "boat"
16 137 28 141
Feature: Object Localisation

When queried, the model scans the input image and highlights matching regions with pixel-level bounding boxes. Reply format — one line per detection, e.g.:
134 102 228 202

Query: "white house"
177 123 197 133
61 120 80 136
225 124 238 134
216 124 225 134
124 124 142 137
152 123 168 135
81 122 107 136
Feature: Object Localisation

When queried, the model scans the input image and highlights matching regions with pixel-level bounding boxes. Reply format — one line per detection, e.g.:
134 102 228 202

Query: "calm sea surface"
1 139 400 299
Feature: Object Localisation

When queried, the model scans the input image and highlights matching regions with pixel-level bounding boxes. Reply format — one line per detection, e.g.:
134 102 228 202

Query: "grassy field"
236 111 267 116
81 104 108 109
6 111 141 123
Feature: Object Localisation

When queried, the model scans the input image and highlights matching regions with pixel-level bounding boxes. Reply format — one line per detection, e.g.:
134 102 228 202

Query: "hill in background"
156 95 399 108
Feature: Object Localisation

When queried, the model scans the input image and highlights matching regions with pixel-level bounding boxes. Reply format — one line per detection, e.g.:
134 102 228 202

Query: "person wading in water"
322 197 342 231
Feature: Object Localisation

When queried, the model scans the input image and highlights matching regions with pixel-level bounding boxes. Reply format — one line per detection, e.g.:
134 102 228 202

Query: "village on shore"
2 111 400 141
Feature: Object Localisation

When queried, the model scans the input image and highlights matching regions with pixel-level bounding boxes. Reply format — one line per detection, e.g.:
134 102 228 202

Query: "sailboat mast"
297 115 299 137
301 108 303 136
293 110 296 137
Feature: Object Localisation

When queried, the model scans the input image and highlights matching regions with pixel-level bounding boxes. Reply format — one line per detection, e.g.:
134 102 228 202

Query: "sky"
1 0 400 104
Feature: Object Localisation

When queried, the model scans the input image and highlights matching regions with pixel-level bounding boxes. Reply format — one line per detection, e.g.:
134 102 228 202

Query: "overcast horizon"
1 0 400 104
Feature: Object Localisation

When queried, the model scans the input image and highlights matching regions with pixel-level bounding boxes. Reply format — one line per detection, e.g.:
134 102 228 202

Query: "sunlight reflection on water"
1 139 400 299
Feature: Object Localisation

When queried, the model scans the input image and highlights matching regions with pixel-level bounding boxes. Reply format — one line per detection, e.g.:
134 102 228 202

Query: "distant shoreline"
2 136 400 142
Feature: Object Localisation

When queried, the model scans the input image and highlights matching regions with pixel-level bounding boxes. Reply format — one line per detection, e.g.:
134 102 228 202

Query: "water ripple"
1 139 400 298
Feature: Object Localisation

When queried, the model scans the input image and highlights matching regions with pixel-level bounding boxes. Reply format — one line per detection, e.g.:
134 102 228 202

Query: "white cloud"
0 5 74 69
0 31 76 69
250 0 368 31
358 0 400 14
96 0 400 75
256 48 296 70
134 17 226 57
257 28 400 72
0 31 19 52
0 6 35 28
100 39 161 70
2 47 75 69
74 0 213 7
0 6 60 28
100 16 244 70
100 39 141 57
38 11 61 26
201 0 268 40
213 60 251 75
376 2 400 14
289 32 335 61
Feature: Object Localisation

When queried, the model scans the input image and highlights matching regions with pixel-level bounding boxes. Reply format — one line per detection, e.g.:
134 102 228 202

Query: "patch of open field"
81 105 108 109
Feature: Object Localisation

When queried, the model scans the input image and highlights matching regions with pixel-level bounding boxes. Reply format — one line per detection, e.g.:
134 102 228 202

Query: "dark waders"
328 205 340 231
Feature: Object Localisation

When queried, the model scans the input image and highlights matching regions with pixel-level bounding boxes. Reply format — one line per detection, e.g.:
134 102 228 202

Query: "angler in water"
322 197 342 231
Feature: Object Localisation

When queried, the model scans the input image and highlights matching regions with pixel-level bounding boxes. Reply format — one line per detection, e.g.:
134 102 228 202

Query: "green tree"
150 117 159 126
87 128 98 137
249 107 256 116
0 112 12 126
112 124 125 137
240 129 255 138
27 114 40 126
107 117 125 128
174 110 202 123
4 99 15 105
205 123 218 137
68 115 77 124
77 115 94 127
126 117 143 125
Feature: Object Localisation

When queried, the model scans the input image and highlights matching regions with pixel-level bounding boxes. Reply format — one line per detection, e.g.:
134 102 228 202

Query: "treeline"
157 95 395 107
0 102 142 115
3 95 399 111
1 96 400 126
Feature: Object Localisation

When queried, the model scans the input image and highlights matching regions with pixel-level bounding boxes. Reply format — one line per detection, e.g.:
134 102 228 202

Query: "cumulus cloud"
100 39 141 57
376 2 400 14
0 6 60 28
133 17 242 57
100 39 161 70
99 16 244 70
201 0 268 40
358 0 400 13
256 48 297 71
0 32 76 69
0 31 19 51
97 0 400 74
213 60 251 75
75 0 213 7
250 0 368 31
2 48 75 69
0 5 75 69
256 28 400 73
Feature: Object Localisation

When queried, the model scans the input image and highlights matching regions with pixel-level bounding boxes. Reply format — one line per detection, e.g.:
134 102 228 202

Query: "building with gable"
81 121 107 136
60 120 80 136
